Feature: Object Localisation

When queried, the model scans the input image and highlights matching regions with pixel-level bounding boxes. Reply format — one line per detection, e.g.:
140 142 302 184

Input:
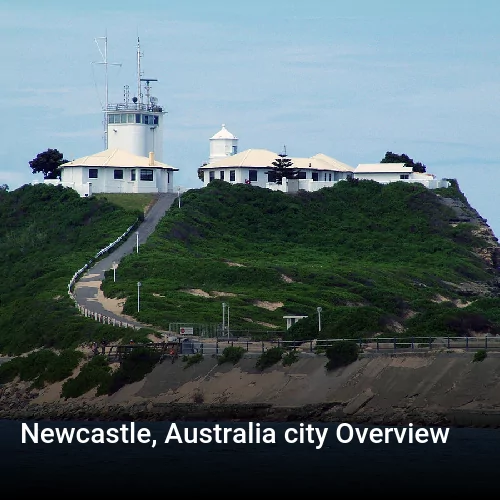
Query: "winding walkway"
73 193 177 329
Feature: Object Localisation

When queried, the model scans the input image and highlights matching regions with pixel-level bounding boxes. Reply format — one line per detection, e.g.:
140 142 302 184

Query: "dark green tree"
197 164 207 181
29 148 68 180
381 152 426 173
266 147 298 184
0 184 8 192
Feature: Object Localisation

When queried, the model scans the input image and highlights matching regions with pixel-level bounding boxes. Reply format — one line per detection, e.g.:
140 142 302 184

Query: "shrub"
218 346 245 365
61 355 111 398
183 352 204 369
0 358 22 384
191 388 204 403
100 347 161 395
325 341 359 371
473 349 487 363
282 349 299 366
0 349 83 388
256 347 285 371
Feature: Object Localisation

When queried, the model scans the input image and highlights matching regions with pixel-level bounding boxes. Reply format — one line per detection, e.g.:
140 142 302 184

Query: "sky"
1 1 500 235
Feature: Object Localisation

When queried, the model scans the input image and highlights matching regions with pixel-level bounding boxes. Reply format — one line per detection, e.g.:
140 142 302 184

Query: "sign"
180 327 194 335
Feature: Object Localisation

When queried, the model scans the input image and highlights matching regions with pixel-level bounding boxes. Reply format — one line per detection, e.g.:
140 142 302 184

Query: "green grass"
1 177 499 368
99 179 498 340
0 184 143 354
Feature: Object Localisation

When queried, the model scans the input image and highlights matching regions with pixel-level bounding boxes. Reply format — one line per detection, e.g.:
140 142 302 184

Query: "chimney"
149 152 154 166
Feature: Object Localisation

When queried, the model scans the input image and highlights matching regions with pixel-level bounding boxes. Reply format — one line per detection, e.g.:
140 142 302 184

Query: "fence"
78 305 139 330
171 335 500 356
168 323 220 338
67 218 140 329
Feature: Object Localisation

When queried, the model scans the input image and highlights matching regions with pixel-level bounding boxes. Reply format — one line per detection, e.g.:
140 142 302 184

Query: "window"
209 171 215 182
298 171 306 179
249 170 257 182
131 169 136 181
312 172 318 181
140 169 154 181
230 170 235 181
400 174 409 179
154 116 159 125
267 171 276 183
114 169 123 180
127 114 135 123
89 169 98 179
120 114 127 123
328 173 332 182
232 145 237 155
135 114 141 124
108 115 115 124
220 171 224 180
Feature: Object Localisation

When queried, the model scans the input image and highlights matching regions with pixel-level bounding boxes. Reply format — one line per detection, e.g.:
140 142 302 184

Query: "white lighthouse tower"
104 38 166 161
208 124 238 164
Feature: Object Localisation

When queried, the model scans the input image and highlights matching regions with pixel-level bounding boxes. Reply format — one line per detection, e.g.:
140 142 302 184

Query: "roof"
308 153 354 172
210 124 237 140
202 149 277 168
60 148 178 170
202 149 354 172
354 163 412 173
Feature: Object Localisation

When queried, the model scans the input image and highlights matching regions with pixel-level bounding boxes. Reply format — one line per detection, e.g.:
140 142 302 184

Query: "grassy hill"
99 179 500 340
1 178 500 358
0 184 153 354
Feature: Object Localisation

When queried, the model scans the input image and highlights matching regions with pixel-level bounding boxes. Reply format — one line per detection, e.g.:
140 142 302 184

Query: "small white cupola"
209 124 238 163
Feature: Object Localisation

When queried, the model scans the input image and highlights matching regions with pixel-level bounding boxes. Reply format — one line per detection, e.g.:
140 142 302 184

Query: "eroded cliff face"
3 352 500 427
437 193 500 296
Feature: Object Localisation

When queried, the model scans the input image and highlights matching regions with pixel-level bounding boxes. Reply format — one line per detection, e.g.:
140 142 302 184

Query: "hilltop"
102 178 500 340
1 178 500 420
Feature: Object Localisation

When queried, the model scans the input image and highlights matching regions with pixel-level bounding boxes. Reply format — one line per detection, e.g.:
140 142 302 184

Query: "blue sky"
2 1 500 234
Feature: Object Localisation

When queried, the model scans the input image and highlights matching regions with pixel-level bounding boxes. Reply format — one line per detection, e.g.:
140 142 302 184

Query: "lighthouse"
208 124 238 164
104 38 166 162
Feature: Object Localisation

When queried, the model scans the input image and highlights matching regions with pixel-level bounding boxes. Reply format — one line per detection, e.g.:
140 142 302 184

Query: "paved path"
73 193 177 328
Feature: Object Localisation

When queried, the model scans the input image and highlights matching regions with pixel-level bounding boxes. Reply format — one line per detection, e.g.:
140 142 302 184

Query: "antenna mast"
137 37 143 104
93 35 121 149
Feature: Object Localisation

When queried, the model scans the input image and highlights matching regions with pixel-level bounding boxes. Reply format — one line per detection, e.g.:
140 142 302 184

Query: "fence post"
246 341 249 352
447 337 450 349
216 339 219 353
393 338 396 350
428 337 432 349
466 336 469 351
310 340 313 352
277 339 281 349
200 343 204 355
359 338 362 349
261 341 264 353
376 338 379 351
411 338 414 350
485 336 488 350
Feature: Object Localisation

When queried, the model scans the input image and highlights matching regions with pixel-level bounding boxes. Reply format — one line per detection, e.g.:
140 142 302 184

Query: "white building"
199 125 450 193
45 37 178 197
50 149 177 196
209 124 238 163
199 134 355 193
353 164 450 189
